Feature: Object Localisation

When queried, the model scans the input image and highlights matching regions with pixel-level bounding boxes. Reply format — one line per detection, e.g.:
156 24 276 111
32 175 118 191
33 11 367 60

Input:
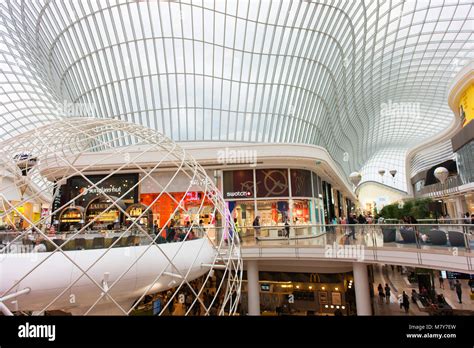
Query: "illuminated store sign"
226 191 253 198
56 174 139 209
223 170 255 198
80 185 122 195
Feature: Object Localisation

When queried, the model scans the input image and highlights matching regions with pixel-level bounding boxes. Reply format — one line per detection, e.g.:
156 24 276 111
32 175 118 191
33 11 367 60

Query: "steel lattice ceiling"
0 0 473 191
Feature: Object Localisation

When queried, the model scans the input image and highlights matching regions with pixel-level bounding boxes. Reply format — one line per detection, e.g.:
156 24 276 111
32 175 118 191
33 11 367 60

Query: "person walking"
33 237 47 252
197 219 205 238
377 284 385 304
152 296 162 316
402 291 410 314
284 217 290 239
438 272 445 289
234 218 242 242
252 215 261 239
166 220 176 243
384 284 391 304
454 280 463 304
468 278 474 292
347 214 357 240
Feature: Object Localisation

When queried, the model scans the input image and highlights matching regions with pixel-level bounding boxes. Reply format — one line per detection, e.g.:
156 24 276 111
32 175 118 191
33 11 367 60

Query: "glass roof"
0 0 473 191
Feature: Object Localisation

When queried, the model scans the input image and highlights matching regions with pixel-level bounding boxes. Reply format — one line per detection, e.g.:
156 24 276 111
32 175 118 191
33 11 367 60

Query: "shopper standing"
347 214 357 240
454 280 463 304
438 272 445 289
234 218 242 242
377 284 385 304
284 217 290 239
166 220 176 243
252 216 261 239
384 284 391 304
402 291 410 313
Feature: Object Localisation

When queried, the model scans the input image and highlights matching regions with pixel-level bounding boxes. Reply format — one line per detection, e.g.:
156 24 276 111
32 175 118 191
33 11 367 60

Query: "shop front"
52 173 140 232
223 168 330 237
140 192 215 228
0 175 49 230
0 201 47 230
139 170 219 239
240 271 354 316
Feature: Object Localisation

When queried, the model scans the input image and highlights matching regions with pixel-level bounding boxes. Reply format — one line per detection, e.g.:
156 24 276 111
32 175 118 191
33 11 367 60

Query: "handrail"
1 223 473 271
240 223 474 272
1 222 472 230
416 174 463 197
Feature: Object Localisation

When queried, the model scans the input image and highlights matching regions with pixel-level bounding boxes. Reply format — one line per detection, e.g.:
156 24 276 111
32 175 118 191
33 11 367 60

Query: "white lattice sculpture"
0 117 242 315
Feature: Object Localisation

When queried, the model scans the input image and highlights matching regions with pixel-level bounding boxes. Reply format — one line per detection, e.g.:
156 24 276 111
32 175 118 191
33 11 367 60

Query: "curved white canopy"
0 0 472 191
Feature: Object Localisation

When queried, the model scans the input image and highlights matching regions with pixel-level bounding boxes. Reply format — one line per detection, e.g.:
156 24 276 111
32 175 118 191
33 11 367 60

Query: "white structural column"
246 260 261 315
454 196 466 219
353 263 372 316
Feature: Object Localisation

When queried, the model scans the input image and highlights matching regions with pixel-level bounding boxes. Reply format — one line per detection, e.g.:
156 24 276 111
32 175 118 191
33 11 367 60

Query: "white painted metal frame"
0 117 242 316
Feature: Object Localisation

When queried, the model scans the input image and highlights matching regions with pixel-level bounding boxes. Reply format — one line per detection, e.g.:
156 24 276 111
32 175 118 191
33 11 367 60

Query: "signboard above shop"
223 170 255 199
256 169 289 198
50 174 139 229
62 173 139 208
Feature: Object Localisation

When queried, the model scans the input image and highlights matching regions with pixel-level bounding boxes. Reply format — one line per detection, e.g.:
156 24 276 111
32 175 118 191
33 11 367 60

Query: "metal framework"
0 117 242 316
0 0 473 191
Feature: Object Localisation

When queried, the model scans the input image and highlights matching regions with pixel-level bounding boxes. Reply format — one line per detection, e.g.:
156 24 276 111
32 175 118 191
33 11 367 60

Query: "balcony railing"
2 223 473 272
415 175 463 197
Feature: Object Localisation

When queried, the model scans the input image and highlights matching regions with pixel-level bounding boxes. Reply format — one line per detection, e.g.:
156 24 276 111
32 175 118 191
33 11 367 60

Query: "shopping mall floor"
372 264 474 315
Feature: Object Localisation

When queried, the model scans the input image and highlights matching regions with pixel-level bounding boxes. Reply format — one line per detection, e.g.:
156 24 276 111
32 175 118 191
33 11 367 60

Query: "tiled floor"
372 264 473 315
434 277 474 311
372 264 428 316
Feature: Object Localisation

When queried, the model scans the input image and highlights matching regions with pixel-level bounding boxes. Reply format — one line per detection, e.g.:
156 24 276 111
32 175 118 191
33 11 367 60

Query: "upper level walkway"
2 222 473 273
239 223 474 273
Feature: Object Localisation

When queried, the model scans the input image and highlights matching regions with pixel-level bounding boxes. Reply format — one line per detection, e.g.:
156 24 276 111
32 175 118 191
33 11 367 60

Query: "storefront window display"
58 206 84 231
125 203 152 228
292 199 310 223
222 168 345 235
140 192 215 229
256 200 290 237
140 170 218 233
0 202 43 230
228 200 255 237
85 196 125 231
256 200 290 225
292 199 313 236
53 174 139 230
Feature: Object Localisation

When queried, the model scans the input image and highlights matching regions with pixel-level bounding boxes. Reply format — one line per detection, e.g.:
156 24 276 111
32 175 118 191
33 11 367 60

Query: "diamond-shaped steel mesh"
0 117 242 315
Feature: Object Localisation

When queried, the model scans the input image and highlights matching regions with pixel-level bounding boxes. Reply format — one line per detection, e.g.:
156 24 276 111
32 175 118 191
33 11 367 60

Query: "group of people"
376 282 412 314
145 275 225 316
376 283 392 305
332 213 375 225
154 219 202 243
251 215 292 239
440 212 474 224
